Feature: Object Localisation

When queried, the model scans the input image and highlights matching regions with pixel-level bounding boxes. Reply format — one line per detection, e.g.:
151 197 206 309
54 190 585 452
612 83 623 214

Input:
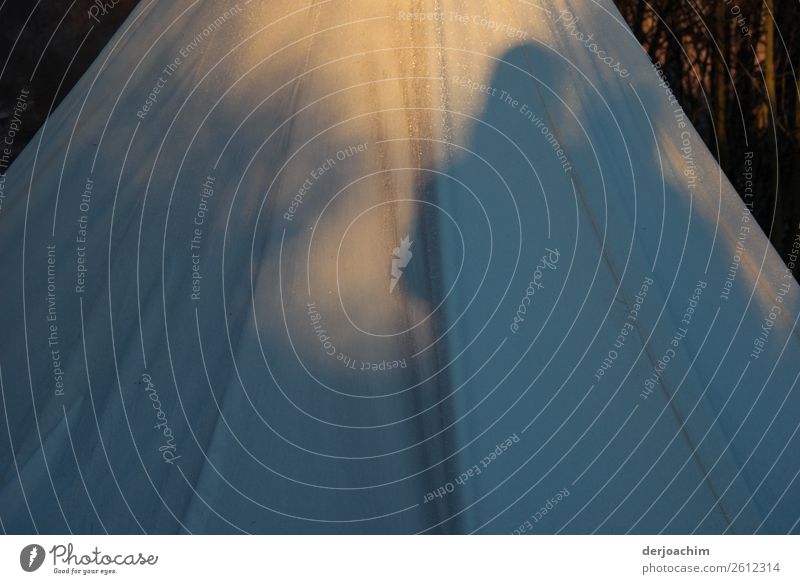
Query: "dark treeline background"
1 1 799 276
614 0 800 278
0 1 139 166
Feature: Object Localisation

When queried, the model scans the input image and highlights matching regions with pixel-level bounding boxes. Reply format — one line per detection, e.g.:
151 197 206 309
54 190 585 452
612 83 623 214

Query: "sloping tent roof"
0 0 798 534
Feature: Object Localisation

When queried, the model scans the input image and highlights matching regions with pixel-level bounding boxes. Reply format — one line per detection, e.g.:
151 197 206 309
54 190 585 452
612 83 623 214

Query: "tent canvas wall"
0 0 798 534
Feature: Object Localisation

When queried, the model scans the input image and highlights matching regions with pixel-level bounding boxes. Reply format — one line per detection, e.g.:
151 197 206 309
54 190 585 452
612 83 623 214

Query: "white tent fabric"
0 0 798 534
